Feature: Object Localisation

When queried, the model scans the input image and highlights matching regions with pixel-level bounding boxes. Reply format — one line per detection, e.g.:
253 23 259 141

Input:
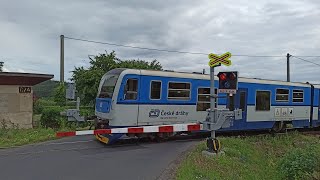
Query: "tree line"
35 51 162 106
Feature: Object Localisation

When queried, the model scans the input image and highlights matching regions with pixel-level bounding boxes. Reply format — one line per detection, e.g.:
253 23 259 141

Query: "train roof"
117 68 319 88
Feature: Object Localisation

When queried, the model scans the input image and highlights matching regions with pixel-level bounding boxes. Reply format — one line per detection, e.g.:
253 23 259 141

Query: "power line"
64 36 285 57
294 56 320 57
65 36 207 55
291 56 320 66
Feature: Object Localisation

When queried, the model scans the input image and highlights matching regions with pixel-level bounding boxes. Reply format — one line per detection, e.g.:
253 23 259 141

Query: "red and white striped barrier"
56 123 203 137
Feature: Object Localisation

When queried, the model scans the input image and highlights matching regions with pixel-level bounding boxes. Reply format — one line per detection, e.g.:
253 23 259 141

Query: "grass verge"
0 128 56 148
0 126 92 148
176 132 320 180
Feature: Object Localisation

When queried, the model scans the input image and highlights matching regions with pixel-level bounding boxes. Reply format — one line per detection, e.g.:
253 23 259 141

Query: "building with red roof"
0 72 54 128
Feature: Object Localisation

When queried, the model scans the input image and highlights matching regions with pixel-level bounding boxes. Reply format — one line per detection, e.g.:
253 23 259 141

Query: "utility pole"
287 53 291 82
0 61 3 72
60 35 65 84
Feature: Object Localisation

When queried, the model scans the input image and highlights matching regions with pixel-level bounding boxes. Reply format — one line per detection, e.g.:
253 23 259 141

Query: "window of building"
150 81 161 100
196 88 217 111
276 88 289 102
168 82 191 100
256 91 270 111
293 89 303 102
124 79 138 100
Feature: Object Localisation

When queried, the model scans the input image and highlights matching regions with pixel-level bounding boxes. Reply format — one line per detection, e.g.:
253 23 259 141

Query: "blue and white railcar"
94 68 320 143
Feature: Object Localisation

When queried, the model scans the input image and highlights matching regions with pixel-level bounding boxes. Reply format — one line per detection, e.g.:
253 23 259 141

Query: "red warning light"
218 73 227 81
229 72 236 80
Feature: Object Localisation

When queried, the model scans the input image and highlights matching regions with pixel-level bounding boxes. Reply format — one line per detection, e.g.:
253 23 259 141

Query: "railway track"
102 127 320 147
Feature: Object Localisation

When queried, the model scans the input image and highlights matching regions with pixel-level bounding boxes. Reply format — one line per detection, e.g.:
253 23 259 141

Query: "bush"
54 84 66 106
278 146 319 179
40 106 65 129
80 107 95 117
33 98 57 114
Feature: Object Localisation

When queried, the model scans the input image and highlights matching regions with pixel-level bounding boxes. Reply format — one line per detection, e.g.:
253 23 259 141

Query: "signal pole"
0 61 3 72
287 53 291 82
60 35 65 84
209 66 217 139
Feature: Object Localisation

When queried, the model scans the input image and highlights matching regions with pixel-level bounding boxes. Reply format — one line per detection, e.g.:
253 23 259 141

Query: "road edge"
156 141 200 180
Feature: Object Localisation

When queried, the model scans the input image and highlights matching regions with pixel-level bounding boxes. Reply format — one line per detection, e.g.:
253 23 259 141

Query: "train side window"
168 82 191 100
150 81 161 100
256 91 270 111
276 89 289 102
293 89 304 102
124 79 138 100
197 88 217 111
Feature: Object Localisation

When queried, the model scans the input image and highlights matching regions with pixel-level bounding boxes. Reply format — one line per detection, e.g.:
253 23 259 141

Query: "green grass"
176 132 320 180
0 126 94 148
0 114 93 148
0 128 56 148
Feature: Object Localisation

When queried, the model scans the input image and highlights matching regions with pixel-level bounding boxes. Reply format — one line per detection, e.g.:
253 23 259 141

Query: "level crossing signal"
217 71 238 94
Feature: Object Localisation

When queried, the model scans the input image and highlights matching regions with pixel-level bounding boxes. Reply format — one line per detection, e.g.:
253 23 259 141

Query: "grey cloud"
0 0 319 84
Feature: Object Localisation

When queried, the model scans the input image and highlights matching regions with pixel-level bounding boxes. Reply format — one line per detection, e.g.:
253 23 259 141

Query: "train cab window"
98 75 119 98
124 79 138 100
256 91 270 111
168 82 190 100
276 89 289 102
293 89 304 102
197 88 217 111
150 81 161 100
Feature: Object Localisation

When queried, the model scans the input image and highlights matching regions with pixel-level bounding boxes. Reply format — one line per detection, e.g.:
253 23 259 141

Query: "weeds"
278 146 319 179
0 128 56 148
176 132 320 180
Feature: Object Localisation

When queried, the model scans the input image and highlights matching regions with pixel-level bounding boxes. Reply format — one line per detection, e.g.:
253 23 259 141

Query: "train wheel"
272 121 286 133
152 132 172 143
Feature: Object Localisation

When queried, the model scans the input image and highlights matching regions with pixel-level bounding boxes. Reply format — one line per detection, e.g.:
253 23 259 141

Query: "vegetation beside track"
0 113 93 148
0 125 94 148
176 132 320 180
0 128 56 148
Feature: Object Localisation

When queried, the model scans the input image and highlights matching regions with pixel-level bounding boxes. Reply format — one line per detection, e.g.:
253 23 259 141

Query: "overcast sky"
1 0 320 83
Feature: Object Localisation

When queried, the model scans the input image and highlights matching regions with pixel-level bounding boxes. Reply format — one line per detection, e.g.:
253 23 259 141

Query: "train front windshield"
97 69 124 98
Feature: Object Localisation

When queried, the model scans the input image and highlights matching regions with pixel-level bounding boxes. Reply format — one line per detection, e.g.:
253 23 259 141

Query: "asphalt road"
0 136 199 180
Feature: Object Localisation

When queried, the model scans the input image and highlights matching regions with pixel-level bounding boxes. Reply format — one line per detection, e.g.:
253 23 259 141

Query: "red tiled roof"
0 72 54 86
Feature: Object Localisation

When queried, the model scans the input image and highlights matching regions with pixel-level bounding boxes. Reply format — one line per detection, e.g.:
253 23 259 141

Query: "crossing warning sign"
208 52 232 67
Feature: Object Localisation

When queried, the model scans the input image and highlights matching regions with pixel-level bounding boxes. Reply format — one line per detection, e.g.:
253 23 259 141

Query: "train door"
237 88 248 122
318 89 320 123
118 75 140 126
227 88 248 129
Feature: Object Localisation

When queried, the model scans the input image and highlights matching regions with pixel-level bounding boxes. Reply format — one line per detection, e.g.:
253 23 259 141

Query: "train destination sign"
208 52 232 67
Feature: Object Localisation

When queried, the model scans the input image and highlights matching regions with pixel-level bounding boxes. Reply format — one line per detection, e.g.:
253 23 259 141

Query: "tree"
72 51 162 105
54 83 66 106
33 80 60 98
